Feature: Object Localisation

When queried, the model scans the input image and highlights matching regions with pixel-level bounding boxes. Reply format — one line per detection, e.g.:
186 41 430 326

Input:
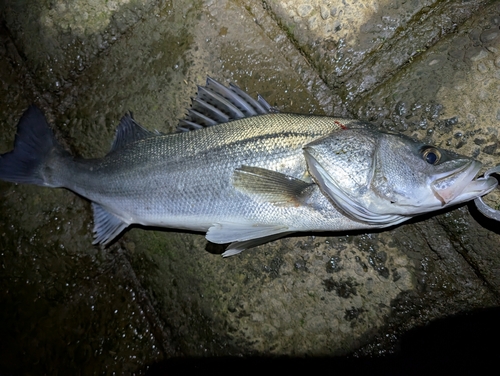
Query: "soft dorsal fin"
177 77 278 132
110 113 157 152
232 165 314 207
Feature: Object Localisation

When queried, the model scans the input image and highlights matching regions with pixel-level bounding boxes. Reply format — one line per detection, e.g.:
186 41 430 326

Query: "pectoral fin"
232 165 314 207
222 232 293 257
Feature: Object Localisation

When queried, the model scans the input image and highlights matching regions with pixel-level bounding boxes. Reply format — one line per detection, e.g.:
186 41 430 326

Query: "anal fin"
206 221 290 257
92 203 129 245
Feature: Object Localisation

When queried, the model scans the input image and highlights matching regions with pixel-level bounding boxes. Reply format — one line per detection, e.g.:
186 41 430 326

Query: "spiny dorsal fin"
232 165 313 207
110 113 157 153
177 77 278 132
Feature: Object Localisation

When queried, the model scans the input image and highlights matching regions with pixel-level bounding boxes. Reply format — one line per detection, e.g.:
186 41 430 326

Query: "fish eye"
422 147 441 165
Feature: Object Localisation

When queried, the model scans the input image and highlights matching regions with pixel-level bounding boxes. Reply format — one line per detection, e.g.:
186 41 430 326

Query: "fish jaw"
431 160 497 206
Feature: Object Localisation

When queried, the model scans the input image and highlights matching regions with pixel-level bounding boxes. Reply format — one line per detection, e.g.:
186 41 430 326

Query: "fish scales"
64 113 351 227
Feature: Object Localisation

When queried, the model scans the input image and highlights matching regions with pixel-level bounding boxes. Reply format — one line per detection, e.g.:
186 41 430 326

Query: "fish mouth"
431 160 497 205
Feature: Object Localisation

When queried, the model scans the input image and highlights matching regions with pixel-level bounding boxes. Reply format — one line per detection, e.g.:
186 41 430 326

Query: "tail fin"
0 105 65 186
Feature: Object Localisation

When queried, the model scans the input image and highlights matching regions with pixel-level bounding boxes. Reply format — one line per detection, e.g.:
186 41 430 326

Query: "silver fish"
0 78 496 256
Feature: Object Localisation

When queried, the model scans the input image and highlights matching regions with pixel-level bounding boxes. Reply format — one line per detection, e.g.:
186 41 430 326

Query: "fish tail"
0 105 69 187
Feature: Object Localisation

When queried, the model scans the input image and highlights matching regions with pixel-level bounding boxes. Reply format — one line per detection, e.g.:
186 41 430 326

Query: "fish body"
0 78 497 255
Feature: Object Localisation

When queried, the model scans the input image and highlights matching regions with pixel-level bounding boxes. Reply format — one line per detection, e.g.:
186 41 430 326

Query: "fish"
0 78 497 256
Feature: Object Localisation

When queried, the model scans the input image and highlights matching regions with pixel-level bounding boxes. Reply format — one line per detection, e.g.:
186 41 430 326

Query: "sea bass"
0 78 496 256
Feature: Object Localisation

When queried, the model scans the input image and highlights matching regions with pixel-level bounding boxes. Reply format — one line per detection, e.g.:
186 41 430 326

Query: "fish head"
304 128 497 225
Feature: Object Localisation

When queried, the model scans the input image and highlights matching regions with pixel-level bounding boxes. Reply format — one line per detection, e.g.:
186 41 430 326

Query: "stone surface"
0 0 499 374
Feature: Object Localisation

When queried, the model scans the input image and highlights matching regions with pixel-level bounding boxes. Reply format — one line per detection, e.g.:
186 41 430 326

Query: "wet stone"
297 4 313 17
477 63 488 73
355 255 368 273
392 269 401 282
468 27 483 43
448 47 464 60
323 278 358 298
308 15 319 30
482 143 498 155
265 257 284 278
294 259 307 272
394 101 407 116
486 46 499 54
444 116 459 127
452 36 471 49
320 5 329 20
426 102 443 120
465 46 489 61
376 266 390 279
377 251 387 263
344 307 364 322
326 256 342 273
474 137 486 145
480 28 499 43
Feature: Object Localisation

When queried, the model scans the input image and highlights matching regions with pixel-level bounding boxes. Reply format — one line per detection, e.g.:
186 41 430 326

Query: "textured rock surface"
0 0 499 374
